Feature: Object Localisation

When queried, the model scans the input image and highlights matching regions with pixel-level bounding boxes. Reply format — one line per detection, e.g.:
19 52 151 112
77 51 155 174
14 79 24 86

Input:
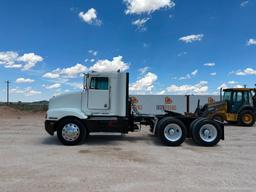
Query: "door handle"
104 104 108 108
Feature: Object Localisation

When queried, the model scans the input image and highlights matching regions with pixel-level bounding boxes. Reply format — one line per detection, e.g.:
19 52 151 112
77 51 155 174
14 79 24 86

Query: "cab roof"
223 88 256 92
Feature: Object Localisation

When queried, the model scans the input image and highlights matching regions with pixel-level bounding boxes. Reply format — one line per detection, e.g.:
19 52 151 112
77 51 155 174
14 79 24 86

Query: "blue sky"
0 0 256 102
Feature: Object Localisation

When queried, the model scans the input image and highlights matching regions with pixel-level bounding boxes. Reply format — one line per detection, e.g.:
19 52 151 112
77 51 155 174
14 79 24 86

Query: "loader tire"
57 117 86 145
158 117 187 146
238 110 255 127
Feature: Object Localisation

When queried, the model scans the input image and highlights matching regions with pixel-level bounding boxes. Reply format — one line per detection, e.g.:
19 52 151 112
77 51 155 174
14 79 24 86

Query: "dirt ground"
0 106 256 192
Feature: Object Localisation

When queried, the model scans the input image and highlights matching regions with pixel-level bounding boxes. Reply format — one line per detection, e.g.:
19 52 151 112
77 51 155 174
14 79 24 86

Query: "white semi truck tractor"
45 72 224 146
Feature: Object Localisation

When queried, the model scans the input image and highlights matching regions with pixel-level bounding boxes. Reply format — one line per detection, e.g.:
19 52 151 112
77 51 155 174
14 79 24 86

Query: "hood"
49 92 83 109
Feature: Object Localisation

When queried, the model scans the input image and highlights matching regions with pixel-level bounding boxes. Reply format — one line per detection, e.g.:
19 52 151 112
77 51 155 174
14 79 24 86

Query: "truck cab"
45 72 132 137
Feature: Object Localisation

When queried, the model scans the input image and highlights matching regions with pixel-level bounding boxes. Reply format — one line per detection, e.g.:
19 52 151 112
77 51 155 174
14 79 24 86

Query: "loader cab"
223 88 254 113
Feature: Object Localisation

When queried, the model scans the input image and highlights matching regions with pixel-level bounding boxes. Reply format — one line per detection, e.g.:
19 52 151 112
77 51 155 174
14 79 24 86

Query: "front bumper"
45 120 57 135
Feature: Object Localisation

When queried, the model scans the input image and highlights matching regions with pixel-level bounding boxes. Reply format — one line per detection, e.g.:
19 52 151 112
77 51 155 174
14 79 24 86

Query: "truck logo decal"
165 96 173 104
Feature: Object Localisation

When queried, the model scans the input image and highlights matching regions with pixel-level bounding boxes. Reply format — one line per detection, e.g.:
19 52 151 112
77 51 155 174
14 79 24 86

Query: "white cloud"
10 87 41 96
179 74 191 80
90 56 129 72
228 81 238 85
191 69 198 76
234 68 256 76
247 38 256 46
0 51 21 68
177 51 187 57
79 8 102 26
138 66 149 75
0 51 43 70
43 56 128 80
179 69 198 80
5 64 22 68
88 50 98 56
236 85 244 88
43 63 88 79
179 34 204 43
18 53 43 70
43 83 61 89
217 83 227 90
156 90 166 95
130 72 158 93
132 18 150 30
60 64 88 77
210 72 217 76
124 0 175 14
241 1 249 7
204 62 215 67
16 78 34 83
167 81 208 94
42 72 60 79
217 81 242 90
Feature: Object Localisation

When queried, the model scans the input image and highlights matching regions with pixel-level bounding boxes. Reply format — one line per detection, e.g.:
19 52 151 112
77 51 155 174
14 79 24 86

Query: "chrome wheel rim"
62 123 80 141
199 124 217 142
164 123 182 142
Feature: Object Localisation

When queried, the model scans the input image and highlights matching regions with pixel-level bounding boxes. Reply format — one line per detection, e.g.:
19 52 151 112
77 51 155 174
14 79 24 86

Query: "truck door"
88 77 110 110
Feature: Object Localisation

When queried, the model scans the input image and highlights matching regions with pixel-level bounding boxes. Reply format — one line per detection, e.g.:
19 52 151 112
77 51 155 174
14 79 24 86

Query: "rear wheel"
158 117 187 146
191 119 222 146
57 117 86 145
238 110 255 127
189 117 207 137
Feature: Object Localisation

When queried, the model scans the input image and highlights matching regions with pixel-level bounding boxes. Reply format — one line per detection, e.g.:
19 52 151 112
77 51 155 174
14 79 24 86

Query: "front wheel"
57 118 86 145
158 117 187 146
238 110 255 127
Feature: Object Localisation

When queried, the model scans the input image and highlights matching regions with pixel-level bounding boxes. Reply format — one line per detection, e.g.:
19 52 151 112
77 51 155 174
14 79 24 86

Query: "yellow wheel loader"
196 88 256 126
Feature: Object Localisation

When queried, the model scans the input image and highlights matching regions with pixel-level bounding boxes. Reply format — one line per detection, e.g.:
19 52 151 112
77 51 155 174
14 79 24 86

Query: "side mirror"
83 73 88 90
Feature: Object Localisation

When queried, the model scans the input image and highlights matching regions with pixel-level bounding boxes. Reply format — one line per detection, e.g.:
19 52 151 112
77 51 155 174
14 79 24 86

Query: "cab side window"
90 77 109 90
223 91 231 101
234 91 243 102
244 91 251 105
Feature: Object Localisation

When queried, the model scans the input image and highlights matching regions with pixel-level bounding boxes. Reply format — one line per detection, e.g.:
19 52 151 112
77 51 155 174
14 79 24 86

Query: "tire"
155 117 167 137
57 117 86 145
189 117 207 137
158 117 187 146
238 110 255 127
191 118 222 146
